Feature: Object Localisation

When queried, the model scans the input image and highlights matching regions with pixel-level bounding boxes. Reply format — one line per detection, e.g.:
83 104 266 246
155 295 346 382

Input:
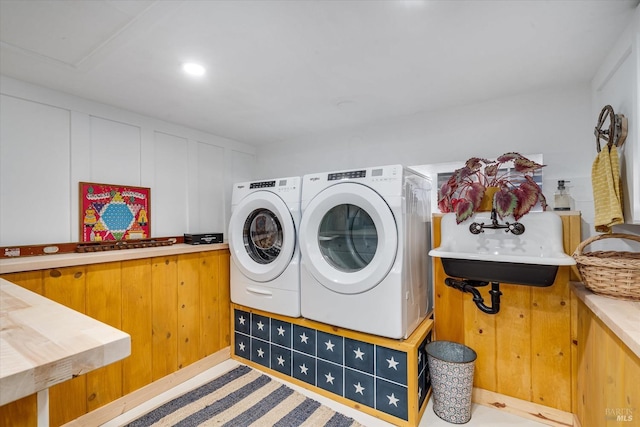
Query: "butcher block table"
0 278 131 426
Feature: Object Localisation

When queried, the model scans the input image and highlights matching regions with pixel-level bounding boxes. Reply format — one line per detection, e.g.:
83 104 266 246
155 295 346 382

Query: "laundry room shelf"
231 303 433 427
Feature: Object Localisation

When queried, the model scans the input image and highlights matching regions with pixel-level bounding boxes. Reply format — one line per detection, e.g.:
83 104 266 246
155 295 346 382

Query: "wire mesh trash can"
425 340 477 424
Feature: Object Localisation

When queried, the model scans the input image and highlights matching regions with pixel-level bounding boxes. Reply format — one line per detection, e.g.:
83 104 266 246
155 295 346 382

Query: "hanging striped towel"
591 145 624 232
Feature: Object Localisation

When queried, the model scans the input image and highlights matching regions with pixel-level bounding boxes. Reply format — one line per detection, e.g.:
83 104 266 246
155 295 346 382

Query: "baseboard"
573 413 582 427
472 388 575 427
62 348 231 427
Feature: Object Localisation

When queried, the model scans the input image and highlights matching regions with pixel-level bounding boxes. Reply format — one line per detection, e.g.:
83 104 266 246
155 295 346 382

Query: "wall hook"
595 104 628 152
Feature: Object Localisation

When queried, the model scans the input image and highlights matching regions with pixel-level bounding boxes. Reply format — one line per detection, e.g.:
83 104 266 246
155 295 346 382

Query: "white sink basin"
429 211 575 287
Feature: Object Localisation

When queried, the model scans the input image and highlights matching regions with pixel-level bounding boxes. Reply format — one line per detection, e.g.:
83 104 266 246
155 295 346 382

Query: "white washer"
299 165 432 339
229 177 301 317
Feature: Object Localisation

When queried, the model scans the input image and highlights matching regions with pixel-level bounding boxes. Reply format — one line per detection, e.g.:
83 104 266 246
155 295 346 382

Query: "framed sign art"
79 182 150 242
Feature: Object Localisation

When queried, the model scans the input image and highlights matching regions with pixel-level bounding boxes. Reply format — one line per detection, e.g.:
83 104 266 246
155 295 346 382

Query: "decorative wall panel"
232 305 433 426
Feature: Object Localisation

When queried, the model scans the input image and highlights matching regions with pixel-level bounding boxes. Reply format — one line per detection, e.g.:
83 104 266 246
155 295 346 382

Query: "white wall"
592 7 640 227
256 85 602 233
256 84 595 180
2 72 638 248
257 80 640 242
0 76 257 246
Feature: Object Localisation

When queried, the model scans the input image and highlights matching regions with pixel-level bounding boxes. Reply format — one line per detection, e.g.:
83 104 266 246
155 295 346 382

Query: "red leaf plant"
438 152 547 223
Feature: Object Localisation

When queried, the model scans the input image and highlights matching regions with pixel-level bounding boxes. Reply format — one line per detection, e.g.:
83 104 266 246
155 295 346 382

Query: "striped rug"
126 365 364 426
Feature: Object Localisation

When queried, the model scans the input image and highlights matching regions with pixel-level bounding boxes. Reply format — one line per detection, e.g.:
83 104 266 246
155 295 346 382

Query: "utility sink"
429 211 576 287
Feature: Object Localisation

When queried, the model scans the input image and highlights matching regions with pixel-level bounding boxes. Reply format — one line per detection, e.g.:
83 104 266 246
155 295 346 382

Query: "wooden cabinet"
0 249 230 427
575 297 640 427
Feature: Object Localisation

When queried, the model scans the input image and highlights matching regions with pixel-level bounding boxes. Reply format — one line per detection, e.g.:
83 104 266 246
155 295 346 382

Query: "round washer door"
300 182 398 294
229 191 296 282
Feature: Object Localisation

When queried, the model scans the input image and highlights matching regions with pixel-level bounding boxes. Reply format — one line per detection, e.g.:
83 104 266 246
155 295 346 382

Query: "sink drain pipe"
444 278 503 314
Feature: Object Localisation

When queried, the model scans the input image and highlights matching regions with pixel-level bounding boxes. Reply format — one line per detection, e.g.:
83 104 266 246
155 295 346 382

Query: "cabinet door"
576 299 640 426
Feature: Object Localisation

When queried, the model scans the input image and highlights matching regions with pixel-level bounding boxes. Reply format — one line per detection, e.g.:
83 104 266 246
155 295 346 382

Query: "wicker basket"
572 233 640 301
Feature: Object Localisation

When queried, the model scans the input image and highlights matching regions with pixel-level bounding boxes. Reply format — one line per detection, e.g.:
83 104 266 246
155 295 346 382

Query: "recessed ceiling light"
182 62 206 76
398 0 427 8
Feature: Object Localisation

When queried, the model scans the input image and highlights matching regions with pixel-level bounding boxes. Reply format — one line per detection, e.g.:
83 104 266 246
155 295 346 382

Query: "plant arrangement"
438 152 547 223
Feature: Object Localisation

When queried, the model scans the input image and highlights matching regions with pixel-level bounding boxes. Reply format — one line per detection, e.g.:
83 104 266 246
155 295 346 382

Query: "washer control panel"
247 178 298 193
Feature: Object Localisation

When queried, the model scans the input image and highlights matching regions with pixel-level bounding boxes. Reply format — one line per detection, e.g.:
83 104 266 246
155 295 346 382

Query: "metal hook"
595 105 628 153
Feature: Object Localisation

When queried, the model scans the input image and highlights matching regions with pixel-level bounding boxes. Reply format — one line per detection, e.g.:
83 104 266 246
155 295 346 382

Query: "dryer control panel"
249 180 276 189
248 179 297 192
328 170 366 180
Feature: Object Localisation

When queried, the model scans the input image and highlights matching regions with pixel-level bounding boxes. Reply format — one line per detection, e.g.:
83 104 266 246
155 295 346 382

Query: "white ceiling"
1 0 638 146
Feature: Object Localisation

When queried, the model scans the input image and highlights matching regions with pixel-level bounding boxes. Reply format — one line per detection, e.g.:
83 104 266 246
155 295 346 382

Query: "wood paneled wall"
0 249 230 427
432 213 582 413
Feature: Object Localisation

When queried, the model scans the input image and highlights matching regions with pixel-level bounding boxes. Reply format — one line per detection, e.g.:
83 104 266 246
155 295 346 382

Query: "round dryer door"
229 191 296 282
300 182 398 294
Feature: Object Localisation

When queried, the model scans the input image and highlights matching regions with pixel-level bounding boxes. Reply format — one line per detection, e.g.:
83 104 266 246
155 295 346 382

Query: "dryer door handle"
247 287 273 296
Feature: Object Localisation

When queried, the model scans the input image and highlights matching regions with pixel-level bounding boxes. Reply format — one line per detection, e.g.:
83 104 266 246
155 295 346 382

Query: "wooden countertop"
572 282 640 358
0 243 229 274
0 278 131 405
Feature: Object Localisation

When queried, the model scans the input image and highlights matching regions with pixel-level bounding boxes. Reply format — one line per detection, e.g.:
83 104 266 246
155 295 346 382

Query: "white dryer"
229 177 301 317
299 165 432 339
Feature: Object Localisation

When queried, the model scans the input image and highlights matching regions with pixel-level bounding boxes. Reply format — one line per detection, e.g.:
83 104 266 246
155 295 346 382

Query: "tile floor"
103 359 546 427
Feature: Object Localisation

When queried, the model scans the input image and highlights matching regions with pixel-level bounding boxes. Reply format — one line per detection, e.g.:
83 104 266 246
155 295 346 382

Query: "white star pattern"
354 382 365 395
353 347 365 360
325 372 335 384
236 310 423 413
325 340 335 351
387 393 400 407
387 356 399 370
